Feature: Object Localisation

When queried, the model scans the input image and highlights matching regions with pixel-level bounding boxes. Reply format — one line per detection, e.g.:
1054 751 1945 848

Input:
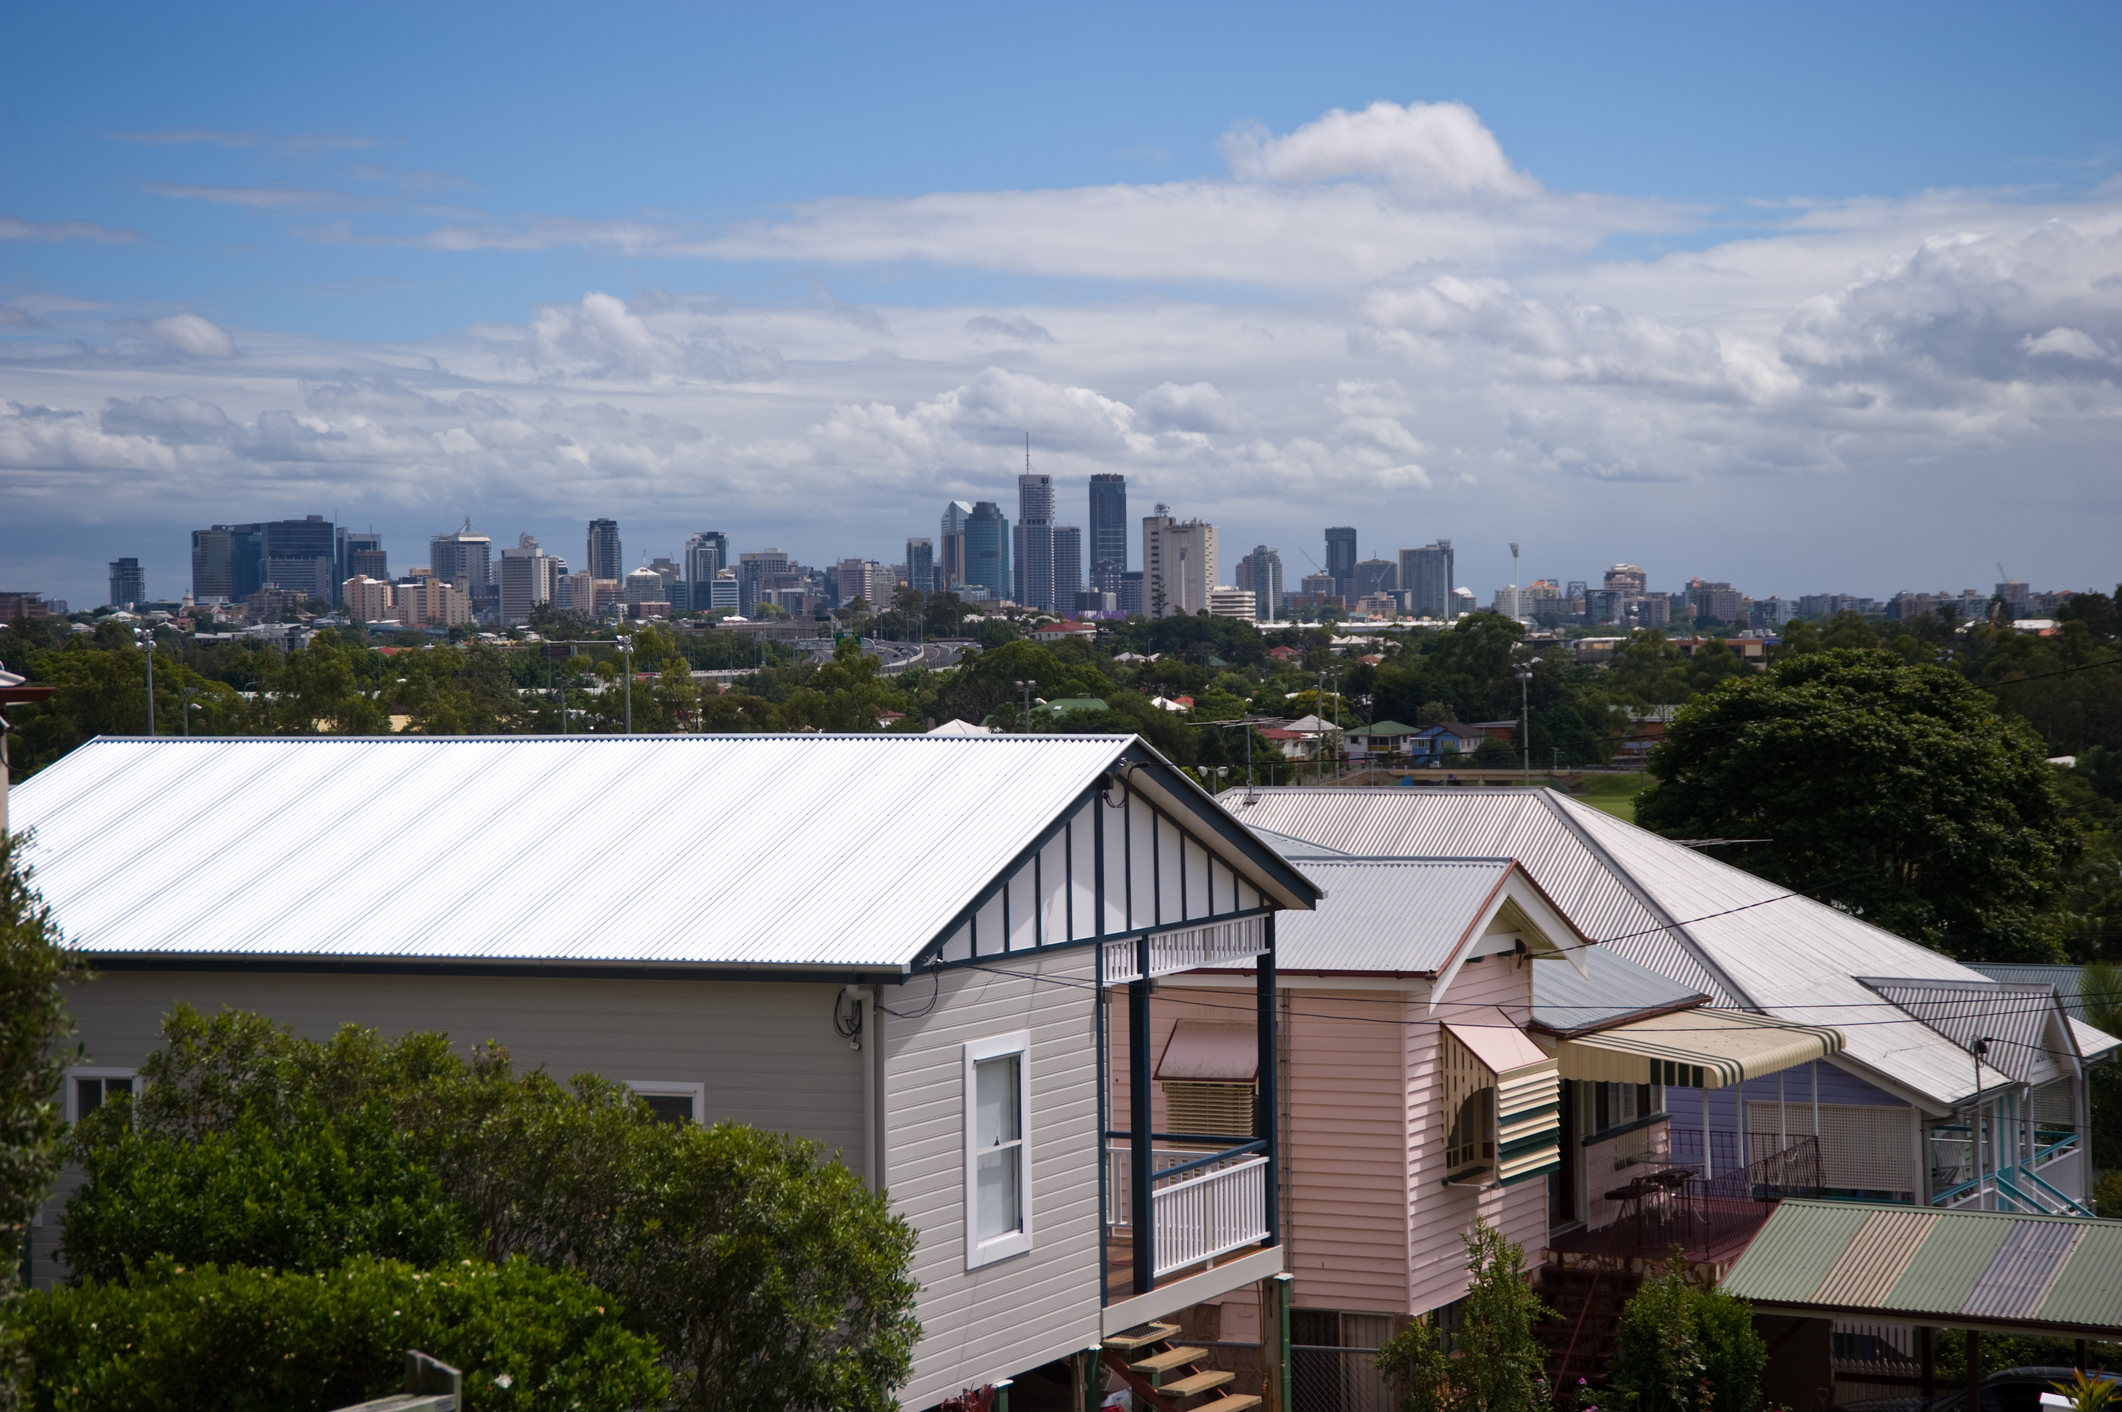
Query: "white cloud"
0 215 142 243
1137 381 1246 433
1218 100 1539 198
149 314 236 358
966 314 1055 344
2022 326 2109 360
511 292 782 382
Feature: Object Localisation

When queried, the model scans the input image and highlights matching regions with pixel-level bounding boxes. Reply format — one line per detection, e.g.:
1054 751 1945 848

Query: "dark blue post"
1131 931 1154 1293
1258 914 1278 1247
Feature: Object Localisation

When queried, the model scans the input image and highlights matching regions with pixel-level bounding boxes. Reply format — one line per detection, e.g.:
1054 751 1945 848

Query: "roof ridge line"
1540 789 1759 1010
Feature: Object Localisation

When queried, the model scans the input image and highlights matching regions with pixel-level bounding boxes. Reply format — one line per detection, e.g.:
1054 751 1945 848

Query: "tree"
77 1006 921 1412
1611 1254 1765 1412
17 1254 668 1412
0 833 79 1410
1637 649 2077 962
1375 1220 1550 1412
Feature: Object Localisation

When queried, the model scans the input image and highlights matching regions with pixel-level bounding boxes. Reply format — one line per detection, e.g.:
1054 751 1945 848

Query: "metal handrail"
1149 1140 1268 1184
2016 1164 2094 1218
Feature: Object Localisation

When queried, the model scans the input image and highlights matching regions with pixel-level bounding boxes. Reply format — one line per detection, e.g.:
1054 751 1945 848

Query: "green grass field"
1567 772 1646 823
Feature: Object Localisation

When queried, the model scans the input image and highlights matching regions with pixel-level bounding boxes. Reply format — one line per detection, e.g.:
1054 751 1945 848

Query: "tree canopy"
1636 649 2076 961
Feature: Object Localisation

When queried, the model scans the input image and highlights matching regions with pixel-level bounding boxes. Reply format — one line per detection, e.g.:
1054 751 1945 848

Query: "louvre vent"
1162 1081 1254 1140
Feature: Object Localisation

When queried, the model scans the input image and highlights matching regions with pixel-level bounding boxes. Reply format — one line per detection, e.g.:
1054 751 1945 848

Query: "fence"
1182 1340 1393 1412
1828 1321 1924 1407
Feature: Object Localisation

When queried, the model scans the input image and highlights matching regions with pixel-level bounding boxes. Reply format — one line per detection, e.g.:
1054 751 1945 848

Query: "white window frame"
622 1079 706 1125
67 1066 139 1124
963 1030 1034 1268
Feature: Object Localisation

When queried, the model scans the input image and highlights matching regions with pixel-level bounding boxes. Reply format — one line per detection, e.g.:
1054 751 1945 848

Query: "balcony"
1106 1142 1272 1285
1551 1135 1821 1267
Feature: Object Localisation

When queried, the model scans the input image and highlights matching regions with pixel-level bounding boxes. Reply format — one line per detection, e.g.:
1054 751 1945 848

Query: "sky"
3 1 2120 612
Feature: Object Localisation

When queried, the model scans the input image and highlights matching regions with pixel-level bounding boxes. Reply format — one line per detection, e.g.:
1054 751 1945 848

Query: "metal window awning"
1442 1010 1561 1189
1156 1021 1259 1082
1554 1009 1844 1089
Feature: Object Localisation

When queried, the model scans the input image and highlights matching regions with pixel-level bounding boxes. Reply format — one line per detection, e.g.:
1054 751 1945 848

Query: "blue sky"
4 1 2120 610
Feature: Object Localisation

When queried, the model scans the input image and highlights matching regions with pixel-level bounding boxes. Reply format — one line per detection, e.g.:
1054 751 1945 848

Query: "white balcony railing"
1102 915 1268 983
1106 1144 1271 1279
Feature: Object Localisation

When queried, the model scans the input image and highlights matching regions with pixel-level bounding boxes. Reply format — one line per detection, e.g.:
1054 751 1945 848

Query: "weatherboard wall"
883 946 1102 1410
35 969 865 1284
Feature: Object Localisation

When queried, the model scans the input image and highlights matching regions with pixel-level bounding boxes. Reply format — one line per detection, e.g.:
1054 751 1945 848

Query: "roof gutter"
84 952 920 986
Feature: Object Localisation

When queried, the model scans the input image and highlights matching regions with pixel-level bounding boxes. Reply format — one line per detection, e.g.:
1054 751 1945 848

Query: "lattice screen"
2032 1078 2077 1128
1748 1101 1913 1192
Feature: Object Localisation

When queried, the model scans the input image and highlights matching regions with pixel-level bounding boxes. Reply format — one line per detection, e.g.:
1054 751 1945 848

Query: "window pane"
975 1055 1020 1147
76 1078 102 1117
976 1147 1020 1240
642 1094 693 1126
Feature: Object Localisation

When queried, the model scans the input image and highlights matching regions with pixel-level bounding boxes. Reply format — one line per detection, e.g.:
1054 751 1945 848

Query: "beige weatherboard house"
13 735 1322 1412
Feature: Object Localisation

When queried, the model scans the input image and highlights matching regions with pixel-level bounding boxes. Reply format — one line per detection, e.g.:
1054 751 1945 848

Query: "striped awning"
1554 1009 1844 1089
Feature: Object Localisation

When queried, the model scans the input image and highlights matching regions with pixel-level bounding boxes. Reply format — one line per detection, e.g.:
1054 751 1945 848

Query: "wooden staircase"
1534 1264 1641 1400
1102 1323 1261 1412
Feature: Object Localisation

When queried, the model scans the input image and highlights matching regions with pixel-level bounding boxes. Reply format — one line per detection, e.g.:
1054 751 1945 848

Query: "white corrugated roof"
1225 786 2031 1110
1272 859 1517 975
12 735 1150 972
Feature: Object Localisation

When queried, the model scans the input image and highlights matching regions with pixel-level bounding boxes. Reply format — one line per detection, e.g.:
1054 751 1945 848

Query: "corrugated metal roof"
1858 977 2059 1083
1532 945 1707 1034
1962 1219 2082 1320
1813 1209 1938 1307
1225 788 1733 1003
1969 963 2094 1020
1226 788 2045 1109
11 735 1151 971
1724 1200 2122 1336
1270 859 1514 974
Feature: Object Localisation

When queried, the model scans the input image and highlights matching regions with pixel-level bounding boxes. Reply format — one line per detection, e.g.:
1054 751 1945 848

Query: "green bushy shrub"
1611 1257 1765 1412
18 1255 668 1412
63 1107 469 1282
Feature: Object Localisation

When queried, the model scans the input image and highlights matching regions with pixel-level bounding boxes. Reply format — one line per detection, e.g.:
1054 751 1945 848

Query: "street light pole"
1015 679 1036 732
618 632 636 734
1517 665 1533 787
134 625 155 736
1970 1037 1996 1207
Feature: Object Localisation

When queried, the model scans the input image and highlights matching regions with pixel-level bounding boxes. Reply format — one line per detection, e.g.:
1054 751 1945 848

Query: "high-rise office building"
1052 526 1082 612
738 549 790 617
1013 465 1059 612
1088 474 1128 578
108 558 146 610
263 515 337 604
587 519 622 583
963 502 1009 600
1604 563 1648 597
429 520 492 595
498 534 562 625
1239 546 1283 622
1324 527 1357 597
906 538 934 599
1399 541 1455 619
939 501 973 590
337 528 385 587
684 532 728 587
190 525 263 603
1144 509 1216 618
1352 558 1398 602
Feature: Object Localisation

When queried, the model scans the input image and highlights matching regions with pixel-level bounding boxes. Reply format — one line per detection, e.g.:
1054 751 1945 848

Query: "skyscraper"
939 500 973 590
684 532 728 587
906 538 934 599
1013 454 1059 611
587 519 622 583
1240 546 1283 622
108 558 145 609
1352 558 1398 602
262 515 338 603
963 502 1009 600
1324 527 1357 598
498 533 560 626
1088 473 1127 583
1144 510 1216 618
337 528 385 586
1051 526 1082 611
738 549 790 617
1400 541 1455 620
429 520 492 594
190 525 263 603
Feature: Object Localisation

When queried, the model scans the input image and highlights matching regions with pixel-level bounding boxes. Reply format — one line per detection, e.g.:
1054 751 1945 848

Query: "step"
1133 1347 1207 1375
1203 1398 1261 1412
1104 1324 1182 1353
1162 1371 1235 1398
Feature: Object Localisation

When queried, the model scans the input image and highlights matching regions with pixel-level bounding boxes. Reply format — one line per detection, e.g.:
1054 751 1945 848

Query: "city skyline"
6 5 2121 611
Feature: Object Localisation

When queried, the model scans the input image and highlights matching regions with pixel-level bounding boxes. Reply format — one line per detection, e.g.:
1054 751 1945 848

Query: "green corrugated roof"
1721 1200 2122 1336
2039 1218 2122 1329
1720 1200 1872 1302
1885 1207 2010 1312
